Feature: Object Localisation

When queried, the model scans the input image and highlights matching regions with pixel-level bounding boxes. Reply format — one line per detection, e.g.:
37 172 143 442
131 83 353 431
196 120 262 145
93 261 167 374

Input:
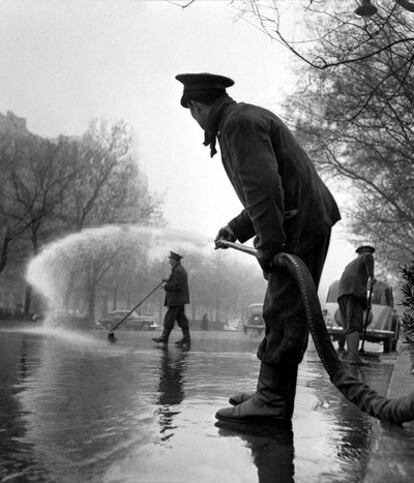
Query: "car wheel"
383 338 391 353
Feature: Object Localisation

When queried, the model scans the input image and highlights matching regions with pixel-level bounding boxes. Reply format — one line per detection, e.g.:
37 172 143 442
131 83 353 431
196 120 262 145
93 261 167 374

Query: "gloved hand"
257 256 273 281
214 225 236 249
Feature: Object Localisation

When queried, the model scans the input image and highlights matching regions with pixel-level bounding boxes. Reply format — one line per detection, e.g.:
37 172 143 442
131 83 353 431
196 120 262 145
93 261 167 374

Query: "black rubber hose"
274 252 414 424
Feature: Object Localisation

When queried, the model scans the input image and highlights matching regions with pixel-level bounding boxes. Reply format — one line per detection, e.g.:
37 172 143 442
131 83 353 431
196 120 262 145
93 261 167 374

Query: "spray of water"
26 224 213 327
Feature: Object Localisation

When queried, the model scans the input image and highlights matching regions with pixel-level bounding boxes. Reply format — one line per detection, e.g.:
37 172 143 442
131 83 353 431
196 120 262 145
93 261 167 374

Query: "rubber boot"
175 326 190 347
337 336 346 353
215 362 297 424
346 332 369 366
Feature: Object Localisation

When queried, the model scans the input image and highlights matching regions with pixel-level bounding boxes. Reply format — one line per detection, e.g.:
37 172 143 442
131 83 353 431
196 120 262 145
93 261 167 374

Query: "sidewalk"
364 343 414 482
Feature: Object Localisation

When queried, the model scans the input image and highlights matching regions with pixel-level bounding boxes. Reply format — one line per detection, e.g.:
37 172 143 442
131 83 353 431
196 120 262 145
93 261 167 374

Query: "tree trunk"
87 282 96 323
102 293 108 316
24 284 32 319
24 231 40 318
0 233 9 275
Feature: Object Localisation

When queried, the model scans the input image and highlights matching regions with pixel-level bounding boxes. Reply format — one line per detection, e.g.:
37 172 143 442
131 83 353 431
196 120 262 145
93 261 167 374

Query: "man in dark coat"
152 251 191 347
176 72 341 425
337 245 375 365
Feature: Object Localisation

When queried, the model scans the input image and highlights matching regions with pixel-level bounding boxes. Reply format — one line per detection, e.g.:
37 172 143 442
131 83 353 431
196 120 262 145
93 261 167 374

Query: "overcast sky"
0 0 358 297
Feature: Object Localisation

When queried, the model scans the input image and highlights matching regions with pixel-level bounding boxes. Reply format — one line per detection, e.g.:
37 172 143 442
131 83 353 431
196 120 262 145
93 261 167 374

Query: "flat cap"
175 72 234 107
356 245 375 254
168 251 183 261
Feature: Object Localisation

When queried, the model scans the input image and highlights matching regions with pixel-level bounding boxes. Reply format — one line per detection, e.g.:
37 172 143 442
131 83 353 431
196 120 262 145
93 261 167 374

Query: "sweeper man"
175 72 340 426
337 244 376 366
152 251 191 347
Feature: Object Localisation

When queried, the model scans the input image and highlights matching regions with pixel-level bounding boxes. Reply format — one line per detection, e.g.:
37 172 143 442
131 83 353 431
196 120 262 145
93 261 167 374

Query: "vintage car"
96 310 159 331
223 318 242 331
323 279 400 353
243 303 265 335
49 308 90 329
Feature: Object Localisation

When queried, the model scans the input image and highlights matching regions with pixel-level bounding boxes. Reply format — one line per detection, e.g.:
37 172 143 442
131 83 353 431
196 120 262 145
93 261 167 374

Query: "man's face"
168 257 178 268
189 101 208 130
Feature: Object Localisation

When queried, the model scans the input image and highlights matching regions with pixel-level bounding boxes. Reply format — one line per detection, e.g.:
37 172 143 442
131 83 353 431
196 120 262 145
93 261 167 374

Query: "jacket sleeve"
228 209 256 243
224 116 286 258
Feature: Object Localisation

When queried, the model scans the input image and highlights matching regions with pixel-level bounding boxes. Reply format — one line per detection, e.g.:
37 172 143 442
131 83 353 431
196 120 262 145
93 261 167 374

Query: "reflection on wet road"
0 327 397 482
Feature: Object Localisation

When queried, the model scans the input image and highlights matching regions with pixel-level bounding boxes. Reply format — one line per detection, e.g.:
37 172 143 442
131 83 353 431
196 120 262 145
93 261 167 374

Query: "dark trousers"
338 295 364 335
163 305 190 338
258 233 331 366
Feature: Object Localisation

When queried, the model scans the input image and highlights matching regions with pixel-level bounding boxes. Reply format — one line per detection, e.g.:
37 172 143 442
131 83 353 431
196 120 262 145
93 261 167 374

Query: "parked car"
223 318 241 331
48 308 90 329
323 279 400 353
96 310 159 331
243 303 265 335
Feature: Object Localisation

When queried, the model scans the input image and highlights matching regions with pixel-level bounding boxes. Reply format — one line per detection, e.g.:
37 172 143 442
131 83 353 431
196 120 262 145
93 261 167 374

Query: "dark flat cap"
168 251 183 261
356 245 375 254
175 72 234 107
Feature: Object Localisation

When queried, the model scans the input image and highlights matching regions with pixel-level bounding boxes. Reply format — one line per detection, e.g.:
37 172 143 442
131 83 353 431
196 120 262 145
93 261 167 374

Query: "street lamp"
355 0 378 16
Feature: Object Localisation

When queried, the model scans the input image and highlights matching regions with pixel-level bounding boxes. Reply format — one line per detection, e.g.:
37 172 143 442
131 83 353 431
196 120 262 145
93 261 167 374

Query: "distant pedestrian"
337 245 375 365
201 313 208 331
152 251 191 347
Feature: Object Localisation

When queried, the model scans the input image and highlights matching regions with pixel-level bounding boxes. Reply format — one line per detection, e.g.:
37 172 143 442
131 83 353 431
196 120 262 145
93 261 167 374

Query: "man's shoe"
216 393 290 424
346 333 369 365
175 338 190 347
348 357 370 366
152 336 168 343
229 392 254 406
217 362 299 425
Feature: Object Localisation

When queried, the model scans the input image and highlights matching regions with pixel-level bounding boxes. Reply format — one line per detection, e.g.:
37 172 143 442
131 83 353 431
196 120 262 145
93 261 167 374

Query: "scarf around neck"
203 94 235 157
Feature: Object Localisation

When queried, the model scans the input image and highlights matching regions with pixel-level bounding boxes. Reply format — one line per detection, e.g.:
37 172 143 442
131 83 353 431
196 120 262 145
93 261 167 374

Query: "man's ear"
189 100 200 111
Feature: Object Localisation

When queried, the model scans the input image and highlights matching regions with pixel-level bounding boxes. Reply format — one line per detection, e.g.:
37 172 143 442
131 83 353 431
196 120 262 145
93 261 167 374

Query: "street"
1 326 408 482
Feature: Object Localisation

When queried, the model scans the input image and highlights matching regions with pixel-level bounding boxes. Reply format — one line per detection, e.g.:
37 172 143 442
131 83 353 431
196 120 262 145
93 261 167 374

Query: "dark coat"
209 97 341 257
337 253 374 303
164 264 190 307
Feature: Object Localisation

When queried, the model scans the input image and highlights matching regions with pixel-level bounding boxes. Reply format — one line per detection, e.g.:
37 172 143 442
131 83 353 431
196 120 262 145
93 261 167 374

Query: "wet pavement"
0 325 412 482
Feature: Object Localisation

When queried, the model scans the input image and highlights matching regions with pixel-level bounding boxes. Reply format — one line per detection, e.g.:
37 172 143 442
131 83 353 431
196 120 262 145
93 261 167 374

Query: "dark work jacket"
164 264 190 307
337 253 374 303
207 97 341 257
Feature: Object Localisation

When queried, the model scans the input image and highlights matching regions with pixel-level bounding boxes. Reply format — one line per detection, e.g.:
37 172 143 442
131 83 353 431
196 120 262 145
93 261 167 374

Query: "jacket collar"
203 95 236 157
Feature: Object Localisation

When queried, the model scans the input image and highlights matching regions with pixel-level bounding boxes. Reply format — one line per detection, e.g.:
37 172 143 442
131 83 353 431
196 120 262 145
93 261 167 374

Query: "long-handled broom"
107 281 164 342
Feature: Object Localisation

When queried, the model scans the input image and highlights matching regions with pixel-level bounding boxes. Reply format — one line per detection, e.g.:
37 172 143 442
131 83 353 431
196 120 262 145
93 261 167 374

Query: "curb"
387 345 414 398
363 344 414 482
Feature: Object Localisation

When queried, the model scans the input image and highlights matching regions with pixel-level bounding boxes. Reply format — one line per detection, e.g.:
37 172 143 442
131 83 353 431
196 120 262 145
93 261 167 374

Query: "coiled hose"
275 252 414 424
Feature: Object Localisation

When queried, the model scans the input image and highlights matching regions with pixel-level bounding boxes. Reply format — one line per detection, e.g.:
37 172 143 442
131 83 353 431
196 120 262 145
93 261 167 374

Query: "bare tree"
286 12 414 272
1 116 164 318
58 119 163 232
235 1 413 65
